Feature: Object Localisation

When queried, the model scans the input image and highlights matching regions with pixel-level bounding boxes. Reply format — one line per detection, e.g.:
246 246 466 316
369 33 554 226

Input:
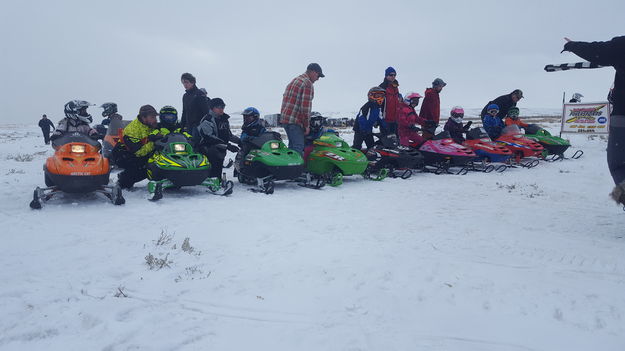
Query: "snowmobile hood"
419 138 476 157
246 138 304 168
149 133 210 170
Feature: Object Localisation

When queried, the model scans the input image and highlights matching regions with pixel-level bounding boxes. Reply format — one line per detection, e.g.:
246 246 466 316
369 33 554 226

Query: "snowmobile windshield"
162 133 189 144
501 125 522 136
433 131 452 140
51 132 101 148
378 133 399 148
249 132 282 149
106 119 130 135
524 124 542 135
466 127 489 140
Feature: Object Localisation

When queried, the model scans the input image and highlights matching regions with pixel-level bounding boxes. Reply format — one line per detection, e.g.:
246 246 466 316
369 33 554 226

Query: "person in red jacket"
397 92 426 147
379 67 400 135
419 78 446 139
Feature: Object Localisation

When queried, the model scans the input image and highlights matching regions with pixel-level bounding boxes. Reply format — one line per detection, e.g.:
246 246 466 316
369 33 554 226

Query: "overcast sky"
1 0 623 124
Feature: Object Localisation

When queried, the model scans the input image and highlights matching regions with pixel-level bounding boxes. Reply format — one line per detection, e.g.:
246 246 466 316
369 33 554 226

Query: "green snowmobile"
234 131 305 194
306 132 387 186
146 133 234 201
524 124 583 161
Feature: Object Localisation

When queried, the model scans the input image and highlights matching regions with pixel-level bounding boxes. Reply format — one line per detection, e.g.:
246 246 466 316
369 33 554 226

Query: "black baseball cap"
307 63 325 78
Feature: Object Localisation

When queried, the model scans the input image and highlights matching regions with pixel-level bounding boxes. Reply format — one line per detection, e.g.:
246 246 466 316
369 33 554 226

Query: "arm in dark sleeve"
123 134 145 154
563 38 623 66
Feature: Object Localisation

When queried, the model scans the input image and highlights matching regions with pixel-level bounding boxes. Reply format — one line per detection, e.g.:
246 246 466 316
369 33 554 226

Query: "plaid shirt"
280 73 314 129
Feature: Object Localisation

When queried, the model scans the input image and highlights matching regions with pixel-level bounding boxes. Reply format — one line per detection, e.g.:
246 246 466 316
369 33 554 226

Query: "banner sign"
561 102 610 134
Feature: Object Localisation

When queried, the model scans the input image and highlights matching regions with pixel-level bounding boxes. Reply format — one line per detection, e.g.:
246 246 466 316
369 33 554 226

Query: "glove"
463 121 473 131
147 133 164 142
561 41 573 53
226 143 240 153
425 120 437 128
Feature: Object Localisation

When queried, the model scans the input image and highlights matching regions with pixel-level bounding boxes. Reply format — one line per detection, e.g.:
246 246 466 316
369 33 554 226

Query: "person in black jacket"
561 36 625 205
193 98 239 178
480 89 524 122
211 98 241 152
38 114 55 144
180 72 210 132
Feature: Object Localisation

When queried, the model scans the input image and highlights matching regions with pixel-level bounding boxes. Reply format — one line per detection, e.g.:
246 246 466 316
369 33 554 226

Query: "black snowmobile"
366 133 424 179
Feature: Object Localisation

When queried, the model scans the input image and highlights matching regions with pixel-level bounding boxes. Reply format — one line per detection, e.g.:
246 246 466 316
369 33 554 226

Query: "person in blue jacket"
238 106 267 154
240 107 267 143
352 86 387 150
482 103 505 140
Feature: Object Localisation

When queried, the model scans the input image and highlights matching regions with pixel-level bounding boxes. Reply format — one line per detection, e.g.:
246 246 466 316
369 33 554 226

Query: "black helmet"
242 107 260 127
100 102 118 117
64 100 95 123
159 106 178 128
309 111 324 133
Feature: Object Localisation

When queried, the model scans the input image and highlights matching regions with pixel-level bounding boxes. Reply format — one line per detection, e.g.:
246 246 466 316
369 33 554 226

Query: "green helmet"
507 107 520 119
159 106 178 128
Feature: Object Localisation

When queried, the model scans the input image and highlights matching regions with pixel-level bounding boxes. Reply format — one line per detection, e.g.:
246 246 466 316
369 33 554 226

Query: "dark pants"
199 145 227 178
117 155 149 189
608 115 625 185
385 122 398 135
41 129 51 144
352 132 375 150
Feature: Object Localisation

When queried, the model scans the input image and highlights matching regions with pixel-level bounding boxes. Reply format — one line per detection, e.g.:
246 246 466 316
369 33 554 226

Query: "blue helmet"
242 107 260 127
242 107 260 117
487 103 500 112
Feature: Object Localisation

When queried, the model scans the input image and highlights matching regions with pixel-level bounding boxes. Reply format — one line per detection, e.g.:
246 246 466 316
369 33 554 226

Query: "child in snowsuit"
352 86 387 150
303 112 338 160
444 106 472 144
482 103 505 140
50 100 99 143
504 107 528 129
397 92 426 147
148 106 191 142
237 107 267 166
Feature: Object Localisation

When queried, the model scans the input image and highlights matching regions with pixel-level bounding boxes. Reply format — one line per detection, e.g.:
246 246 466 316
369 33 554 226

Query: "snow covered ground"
1 123 624 351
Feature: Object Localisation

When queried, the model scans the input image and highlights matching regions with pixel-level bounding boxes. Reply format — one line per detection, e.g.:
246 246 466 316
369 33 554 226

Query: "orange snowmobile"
29 132 125 209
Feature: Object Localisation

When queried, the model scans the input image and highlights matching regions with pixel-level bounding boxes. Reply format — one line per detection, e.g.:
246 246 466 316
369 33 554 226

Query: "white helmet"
64 100 95 123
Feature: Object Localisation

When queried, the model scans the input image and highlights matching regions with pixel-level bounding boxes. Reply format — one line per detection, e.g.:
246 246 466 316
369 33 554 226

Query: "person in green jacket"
115 105 158 189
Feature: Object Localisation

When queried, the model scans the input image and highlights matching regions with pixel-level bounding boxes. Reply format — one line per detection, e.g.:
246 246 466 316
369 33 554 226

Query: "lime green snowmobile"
524 124 583 161
146 133 233 201
306 132 387 186
234 132 305 194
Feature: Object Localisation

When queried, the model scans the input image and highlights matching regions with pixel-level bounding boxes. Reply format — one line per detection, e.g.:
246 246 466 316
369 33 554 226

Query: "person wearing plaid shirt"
280 63 324 154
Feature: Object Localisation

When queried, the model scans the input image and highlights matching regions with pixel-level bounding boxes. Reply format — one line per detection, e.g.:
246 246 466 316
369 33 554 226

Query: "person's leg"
42 130 50 144
118 159 147 189
386 122 398 135
202 145 226 178
364 134 375 150
352 132 364 150
284 124 305 155
608 116 625 205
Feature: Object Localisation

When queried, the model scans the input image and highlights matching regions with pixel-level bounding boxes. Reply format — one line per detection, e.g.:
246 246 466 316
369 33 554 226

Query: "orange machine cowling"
46 142 110 176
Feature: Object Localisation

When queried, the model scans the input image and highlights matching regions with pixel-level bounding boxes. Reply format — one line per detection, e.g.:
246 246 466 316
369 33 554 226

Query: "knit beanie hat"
385 67 397 76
